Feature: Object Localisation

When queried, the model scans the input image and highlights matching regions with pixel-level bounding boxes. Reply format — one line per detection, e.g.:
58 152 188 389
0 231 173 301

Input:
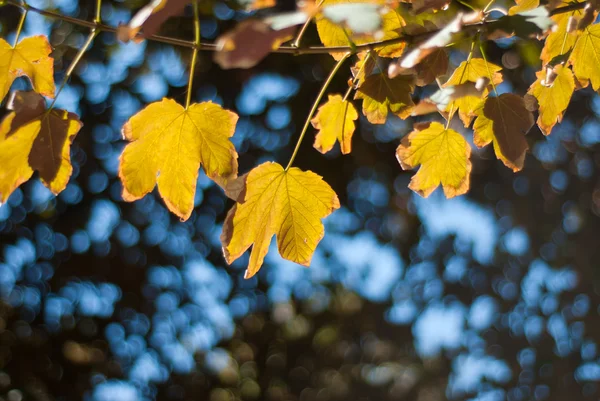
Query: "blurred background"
1 0 600 400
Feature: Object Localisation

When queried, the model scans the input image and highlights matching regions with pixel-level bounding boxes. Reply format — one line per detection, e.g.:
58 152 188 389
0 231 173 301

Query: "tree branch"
4 0 587 56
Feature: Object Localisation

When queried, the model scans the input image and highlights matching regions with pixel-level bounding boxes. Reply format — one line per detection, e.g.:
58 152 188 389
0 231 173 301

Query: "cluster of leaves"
0 0 597 277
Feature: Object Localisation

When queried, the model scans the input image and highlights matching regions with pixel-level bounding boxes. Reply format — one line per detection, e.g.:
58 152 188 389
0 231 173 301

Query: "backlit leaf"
119 98 238 220
0 91 81 203
444 58 503 126
527 64 574 135
321 3 385 34
412 0 451 14
354 73 415 124
316 0 406 59
473 93 533 171
0 36 55 102
311 94 358 154
488 7 554 39
221 162 340 278
214 20 296 69
540 0 583 65
396 121 471 198
415 49 449 86
570 23 600 90
508 0 539 15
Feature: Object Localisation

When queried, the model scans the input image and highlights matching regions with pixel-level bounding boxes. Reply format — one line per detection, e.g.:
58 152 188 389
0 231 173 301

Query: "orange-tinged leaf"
540 0 583 65
444 58 503 126
397 122 471 198
119 98 238 220
311 94 358 154
221 162 340 278
316 0 405 59
0 91 81 203
527 64 574 135
473 93 533 171
354 73 415 124
0 36 55 102
570 23 600 90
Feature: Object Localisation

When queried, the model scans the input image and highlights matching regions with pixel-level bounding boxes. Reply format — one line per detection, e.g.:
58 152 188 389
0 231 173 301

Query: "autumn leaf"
473 93 533 171
119 98 238 220
411 81 484 116
508 0 539 15
570 23 600 90
245 0 276 10
415 49 449 86
0 91 81 203
221 162 340 278
444 58 503 126
388 13 462 78
540 0 583 65
0 36 55 102
316 0 406 59
214 20 296 69
117 0 190 42
527 64 574 135
412 0 451 14
311 94 358 154
321 3 385 34
354 73 415 124
396 122 471 198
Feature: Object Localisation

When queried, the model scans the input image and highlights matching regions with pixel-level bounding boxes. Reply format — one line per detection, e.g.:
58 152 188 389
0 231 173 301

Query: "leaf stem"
94 0 102 24
48 29 98 111
13 7 27 45
186 0 201 110
285 52 351 171
342 51 372 101
3 0 587 56
479 43 498 96
293 0 324 48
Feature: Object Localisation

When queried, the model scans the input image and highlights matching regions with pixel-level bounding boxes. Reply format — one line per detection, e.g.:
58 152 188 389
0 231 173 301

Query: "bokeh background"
1 1 600 400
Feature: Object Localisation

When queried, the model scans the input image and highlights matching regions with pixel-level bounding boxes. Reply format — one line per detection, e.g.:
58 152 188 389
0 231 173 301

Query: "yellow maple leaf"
527 65 574 135
316 0 406 59
0 36 55 102
221 162 340 278
540 0 583 65
311 94 358 154
0 91 81 203
508 0 540 15
473 93 534 172
444 58 503 126
354 73 415 124
396 121 471 198
119 98 239 221
570 23 600 91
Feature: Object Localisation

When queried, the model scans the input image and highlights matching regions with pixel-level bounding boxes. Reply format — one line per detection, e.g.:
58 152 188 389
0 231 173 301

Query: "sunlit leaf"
444 58 503 126
311 94 358 154
221 162 340 278
396 121 471 198
117 0 190 42
570 23 600 90
527 64 574 135
0 91 81 203
119 98 238 220
508 0 539 15
540 0 583 65
412 0 451 14
321 3 385 34
411 81 483 116
0 36 55 102
473 93 533 171
214 20 297 69
316 0 406 59
355 73 415 124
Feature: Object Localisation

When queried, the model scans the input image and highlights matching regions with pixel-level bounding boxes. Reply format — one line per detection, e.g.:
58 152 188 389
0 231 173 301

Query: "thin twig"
3 0 587 56
185 1 201 109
